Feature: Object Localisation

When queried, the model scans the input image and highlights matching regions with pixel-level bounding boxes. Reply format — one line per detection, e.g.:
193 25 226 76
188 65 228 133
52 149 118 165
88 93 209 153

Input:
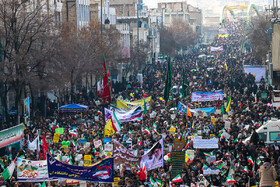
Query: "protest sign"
106 152 112 157
17 158 48 182
55 128 64 134
47 154 114 182
169 127 176 134
94 140 102 148
193 139 218 149
114 177 120 187
206 156 216 164
173 139 186 151
211 117 217 125
203 168 220 175
113 140 141 170
63 145 69 153
171 151 185 178
225 121 231 129
104 144 113 152
83 155 92 166
191 90 223 102
140 139 163 171
210 46 223 51
53 133 60 143
186 150 195 162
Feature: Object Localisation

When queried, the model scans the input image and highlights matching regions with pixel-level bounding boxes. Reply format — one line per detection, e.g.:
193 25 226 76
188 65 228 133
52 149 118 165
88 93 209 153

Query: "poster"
116 97 152 111
191 90 223 102
193 139 219 149
94 140 102 148
47 154 114 182
84 155 92 166
186 150 195 162
140 139 163 171
210 46 223 51
113 140 141 170
171 151 185 178
17 158 48 182
53 133 60 143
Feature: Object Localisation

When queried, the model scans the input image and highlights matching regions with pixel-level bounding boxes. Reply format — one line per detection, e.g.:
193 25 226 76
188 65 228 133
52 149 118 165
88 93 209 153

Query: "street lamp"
161 8 167 28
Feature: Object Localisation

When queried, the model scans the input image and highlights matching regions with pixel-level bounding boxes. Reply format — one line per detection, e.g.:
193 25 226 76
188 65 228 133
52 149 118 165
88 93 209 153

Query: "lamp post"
161 8 166 28
101 0 103 34
137 0 140 44
0 36 4 125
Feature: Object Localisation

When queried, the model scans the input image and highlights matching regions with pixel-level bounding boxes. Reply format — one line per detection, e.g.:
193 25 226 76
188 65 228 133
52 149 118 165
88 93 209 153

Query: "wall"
272 23 280 72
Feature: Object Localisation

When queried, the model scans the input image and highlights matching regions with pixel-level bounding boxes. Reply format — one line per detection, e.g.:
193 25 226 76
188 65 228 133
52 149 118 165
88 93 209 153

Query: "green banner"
0 124 24 148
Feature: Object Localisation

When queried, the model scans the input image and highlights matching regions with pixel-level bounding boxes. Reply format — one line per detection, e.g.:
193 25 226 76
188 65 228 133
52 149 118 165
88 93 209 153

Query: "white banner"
210 46 223 51
203 168 220 175
193 139 218 149
244 65 266 82
140 139 163 171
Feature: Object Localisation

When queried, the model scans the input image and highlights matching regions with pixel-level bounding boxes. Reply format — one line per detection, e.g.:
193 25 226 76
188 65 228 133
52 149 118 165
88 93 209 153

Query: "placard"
94 140 102 148
104 144 113 152
193 139 218 149
169 127 176 134
203 168 220 175
171 151 185 178
63 145 69 153
55 128 64 134
225 121 231 129
191 90 223 102
106 152 112 158
206 156 216 164
53 133 60 143
173 139 186 151
186 150 195 162
83 155 92 166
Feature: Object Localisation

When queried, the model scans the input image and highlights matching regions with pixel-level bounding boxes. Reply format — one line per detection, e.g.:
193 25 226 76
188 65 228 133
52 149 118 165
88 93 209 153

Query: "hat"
264 157 271 163
199 174 203 177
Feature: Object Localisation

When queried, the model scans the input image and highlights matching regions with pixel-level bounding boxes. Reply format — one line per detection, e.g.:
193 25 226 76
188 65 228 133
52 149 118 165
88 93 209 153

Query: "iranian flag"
169 181 175 187
69 130 77 136
221 170 227 176
2 158 16 181
225 151 230 157
257 159 261 166
144 127 151 134
72 140 78 150
218 163 224 169
111 112 122 132
227 177 236 184
204 152 211 158
137 117 142 123
150 177 155 186
153 123 157 130
97 110 102 115
129 130 133 135
137 138 142 146
172 174 182 183
243 166 248 173
186 139 190 148
248 156 254 165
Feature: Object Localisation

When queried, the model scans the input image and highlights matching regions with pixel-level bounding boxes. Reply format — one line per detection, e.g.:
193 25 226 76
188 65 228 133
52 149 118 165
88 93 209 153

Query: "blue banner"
191 90 223 102
47 154 113 182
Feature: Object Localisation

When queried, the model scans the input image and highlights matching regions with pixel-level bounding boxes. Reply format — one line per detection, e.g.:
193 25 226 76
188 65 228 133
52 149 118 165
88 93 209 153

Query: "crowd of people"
0 19 279 187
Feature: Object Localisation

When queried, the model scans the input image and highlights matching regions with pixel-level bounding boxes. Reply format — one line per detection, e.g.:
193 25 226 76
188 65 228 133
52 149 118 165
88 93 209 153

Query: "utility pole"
137 0 140 44
101 0 103 34
0 36 4 125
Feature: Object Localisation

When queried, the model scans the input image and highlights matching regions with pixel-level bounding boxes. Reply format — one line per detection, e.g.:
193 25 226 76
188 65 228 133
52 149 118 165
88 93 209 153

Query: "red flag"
42 134 48 160
101 59 111 103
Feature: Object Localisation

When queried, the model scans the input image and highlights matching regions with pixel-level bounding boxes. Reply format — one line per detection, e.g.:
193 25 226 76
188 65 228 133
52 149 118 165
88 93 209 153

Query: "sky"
143 0 158 8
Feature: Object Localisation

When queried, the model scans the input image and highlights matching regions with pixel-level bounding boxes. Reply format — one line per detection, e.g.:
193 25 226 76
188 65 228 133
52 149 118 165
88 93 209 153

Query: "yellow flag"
224 61 228 71
104 119 115 137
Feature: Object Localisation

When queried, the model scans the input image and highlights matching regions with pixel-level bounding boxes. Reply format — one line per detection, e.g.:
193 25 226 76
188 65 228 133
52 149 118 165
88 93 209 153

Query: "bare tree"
0 0 56 121
247 15 270 61
160 18 197 56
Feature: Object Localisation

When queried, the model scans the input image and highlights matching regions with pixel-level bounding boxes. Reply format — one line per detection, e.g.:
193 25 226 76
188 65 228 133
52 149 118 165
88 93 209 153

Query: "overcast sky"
143 0 158 8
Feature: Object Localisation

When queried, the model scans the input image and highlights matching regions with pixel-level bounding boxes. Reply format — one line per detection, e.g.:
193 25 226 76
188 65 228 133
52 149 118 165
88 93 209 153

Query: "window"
270 132 280 141
258 132 267 141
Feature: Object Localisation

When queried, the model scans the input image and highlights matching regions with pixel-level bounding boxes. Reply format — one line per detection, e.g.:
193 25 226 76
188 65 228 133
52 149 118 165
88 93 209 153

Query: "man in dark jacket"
250 128 259 145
